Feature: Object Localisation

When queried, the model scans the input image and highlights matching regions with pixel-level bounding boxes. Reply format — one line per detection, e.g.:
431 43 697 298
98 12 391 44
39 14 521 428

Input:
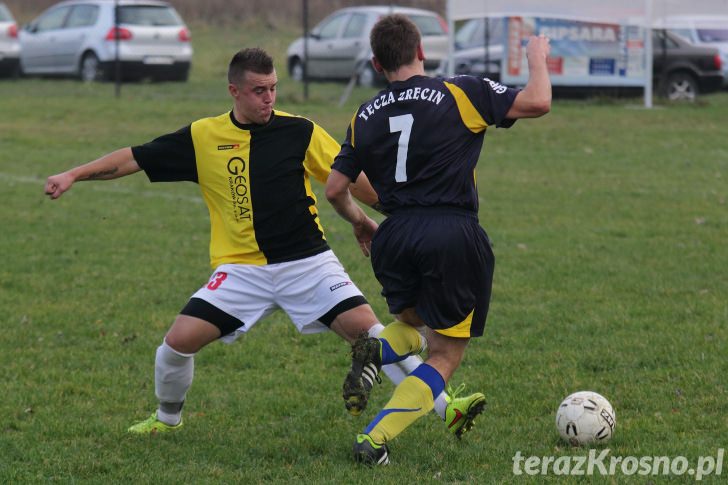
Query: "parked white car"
19 0 192 82
436 17 505 80
661 15 728 86
286 6 449 87
0 2 20 77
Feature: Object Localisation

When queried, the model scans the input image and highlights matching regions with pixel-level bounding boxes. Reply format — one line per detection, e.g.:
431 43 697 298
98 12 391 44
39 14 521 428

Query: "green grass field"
1 23 727 483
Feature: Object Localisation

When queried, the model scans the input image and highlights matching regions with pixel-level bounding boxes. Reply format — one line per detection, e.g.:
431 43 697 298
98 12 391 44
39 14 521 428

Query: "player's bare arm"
349 171 388 215
45 147 142 200
326 169 378 257
349 172 378 207
506 35 552 119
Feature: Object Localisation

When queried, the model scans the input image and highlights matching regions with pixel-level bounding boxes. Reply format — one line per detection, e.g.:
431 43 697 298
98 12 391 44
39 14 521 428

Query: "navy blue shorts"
370 207 494 338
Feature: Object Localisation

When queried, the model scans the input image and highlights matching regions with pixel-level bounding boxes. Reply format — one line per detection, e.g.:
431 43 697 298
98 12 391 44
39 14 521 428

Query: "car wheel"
357 64 377 87
80 52 102 82
8 60 21 79
289 58 304 82
664 72 698 101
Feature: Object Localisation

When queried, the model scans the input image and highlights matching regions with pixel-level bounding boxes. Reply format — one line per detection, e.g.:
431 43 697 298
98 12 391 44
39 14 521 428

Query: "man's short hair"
228 48 274 85
370 14 421 72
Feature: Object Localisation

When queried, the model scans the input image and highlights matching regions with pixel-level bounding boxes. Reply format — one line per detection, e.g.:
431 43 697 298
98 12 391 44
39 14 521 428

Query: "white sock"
366 322 386 338
367 323 447 419
155 340 194 425
156 408 183 426
367 323 410 384
433 392 448 420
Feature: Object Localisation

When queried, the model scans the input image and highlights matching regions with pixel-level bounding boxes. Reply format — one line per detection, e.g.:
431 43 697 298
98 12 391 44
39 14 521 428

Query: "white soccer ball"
555 391 616 446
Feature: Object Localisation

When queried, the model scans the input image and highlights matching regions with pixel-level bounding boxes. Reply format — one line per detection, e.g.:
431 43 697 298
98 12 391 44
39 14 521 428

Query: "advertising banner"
503 17 647 86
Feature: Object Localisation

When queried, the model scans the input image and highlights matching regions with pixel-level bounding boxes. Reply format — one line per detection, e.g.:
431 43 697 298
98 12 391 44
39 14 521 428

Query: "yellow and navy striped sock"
364 363 445 444
379 322 425 365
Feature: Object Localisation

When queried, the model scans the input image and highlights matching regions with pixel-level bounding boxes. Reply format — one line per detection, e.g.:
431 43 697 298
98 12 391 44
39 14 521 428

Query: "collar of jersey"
388 75 429 90
228 110 276 130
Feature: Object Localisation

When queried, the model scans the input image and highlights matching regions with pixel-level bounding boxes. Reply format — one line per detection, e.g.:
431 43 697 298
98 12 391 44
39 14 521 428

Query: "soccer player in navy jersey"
326 15 552 465
44 48 484 439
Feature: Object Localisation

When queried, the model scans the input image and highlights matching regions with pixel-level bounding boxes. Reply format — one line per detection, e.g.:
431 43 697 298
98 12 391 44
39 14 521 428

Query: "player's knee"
163 333 200 354
164 315 220 354
330 304 378 341
336 304 377 327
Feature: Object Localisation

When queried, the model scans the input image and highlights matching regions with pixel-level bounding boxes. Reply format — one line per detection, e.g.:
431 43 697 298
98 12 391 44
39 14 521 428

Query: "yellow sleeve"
303 122 340 185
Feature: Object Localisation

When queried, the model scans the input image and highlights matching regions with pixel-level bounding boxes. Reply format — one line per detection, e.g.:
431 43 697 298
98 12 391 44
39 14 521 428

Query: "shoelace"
447 383 467 400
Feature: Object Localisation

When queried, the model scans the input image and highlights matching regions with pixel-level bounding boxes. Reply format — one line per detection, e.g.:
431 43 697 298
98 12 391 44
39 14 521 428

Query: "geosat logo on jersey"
226 157 252 221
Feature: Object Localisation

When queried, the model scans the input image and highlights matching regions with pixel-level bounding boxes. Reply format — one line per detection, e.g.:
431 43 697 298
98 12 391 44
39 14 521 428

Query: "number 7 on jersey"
389 114 413 183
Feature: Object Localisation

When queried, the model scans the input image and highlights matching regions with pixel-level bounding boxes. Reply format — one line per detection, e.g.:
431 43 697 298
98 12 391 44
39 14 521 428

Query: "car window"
35 6 72 32
697 28 728 42
316 13 347 40
66 4 99 28
455 19 479 47
669 28 694 42
0 3 13 21
485 18 505 43
118 5 182 26
653 30 678 48
409 15 444 36
342 13 367 39
456 18 504 48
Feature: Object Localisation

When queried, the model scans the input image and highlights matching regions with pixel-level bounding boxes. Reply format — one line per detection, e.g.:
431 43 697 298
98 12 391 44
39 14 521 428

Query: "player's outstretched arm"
507 34 552 119
45 147 141 200
326 169 379 257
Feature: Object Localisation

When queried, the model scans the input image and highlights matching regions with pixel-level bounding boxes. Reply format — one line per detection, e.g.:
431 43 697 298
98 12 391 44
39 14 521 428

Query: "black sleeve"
451 76 520 128
331 123 362 182
131 125 198 183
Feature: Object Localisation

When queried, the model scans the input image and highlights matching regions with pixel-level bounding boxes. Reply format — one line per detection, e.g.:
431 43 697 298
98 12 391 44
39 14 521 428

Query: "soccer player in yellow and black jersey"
326 15 552 465
44 48 482 439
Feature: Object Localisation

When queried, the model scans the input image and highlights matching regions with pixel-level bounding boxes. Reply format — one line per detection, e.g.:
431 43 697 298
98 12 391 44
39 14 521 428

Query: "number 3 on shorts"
207 272 227 290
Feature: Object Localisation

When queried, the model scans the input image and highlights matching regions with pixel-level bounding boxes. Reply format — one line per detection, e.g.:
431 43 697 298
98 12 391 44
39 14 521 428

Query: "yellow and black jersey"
333 75 519 214
131 110 339 268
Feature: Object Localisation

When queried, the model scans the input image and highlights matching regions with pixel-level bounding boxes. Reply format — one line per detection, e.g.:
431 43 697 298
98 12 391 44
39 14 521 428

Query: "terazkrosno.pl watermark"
513 449 724 481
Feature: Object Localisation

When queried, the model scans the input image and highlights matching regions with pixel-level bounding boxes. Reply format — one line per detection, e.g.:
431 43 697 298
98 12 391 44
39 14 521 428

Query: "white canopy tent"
446 0 728 106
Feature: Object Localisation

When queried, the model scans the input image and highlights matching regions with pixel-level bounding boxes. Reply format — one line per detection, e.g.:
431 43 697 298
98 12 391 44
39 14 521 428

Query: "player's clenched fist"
526 34 551 62
45 172 74 200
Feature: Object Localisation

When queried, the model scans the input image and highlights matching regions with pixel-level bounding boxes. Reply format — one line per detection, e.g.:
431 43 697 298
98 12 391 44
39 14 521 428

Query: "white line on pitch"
0 171 203 204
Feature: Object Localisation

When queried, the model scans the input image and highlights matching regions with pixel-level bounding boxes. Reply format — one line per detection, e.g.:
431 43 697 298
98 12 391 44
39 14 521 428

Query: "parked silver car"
19 0 192 82
286 6 449 87
0 2 20 77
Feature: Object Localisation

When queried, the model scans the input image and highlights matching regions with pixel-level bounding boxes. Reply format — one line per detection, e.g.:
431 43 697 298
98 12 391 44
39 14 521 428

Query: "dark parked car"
653 29 724 100
439 20 724 101
663 15 728 87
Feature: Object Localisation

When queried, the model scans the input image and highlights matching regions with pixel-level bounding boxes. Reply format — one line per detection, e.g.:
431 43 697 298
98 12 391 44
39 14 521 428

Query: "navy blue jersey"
333 75 519 213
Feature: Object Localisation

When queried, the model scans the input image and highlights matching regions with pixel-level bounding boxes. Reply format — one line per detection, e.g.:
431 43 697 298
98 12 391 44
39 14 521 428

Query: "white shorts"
190 250 366 343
